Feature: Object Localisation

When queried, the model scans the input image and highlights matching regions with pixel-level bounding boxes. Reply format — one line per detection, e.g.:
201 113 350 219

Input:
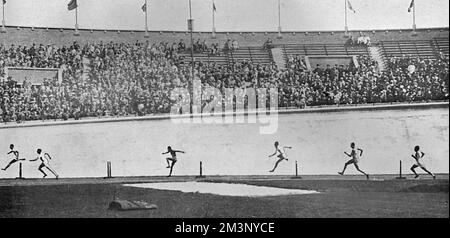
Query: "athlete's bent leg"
339 160 353 175
269 158 285 173
166 158 173 168
38 164 47 178
411 164 419 178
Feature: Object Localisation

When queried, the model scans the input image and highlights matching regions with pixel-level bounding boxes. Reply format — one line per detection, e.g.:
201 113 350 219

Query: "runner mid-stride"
162 146 185 177
2 144 25 171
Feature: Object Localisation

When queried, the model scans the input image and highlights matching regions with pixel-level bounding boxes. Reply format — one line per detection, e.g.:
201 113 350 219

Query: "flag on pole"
67 0 77 11
2 0 6 5
213 3 217 12
347 0 356 13
142 3 147 12
408 0 414 12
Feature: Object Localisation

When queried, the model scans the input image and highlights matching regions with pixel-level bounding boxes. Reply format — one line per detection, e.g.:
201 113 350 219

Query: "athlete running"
29 149 59 179
410 145 436 179
2 144 26 171
162 146 185 177
338 142 369 179
268 141 292 173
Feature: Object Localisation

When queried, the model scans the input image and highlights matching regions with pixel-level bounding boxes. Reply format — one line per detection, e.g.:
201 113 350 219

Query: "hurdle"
104 161 113 179
291 161 302 179
15 162 25 180
195 161 206 179
395 160 406 179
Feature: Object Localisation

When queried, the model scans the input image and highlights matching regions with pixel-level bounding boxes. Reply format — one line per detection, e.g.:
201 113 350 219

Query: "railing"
2 100 448 127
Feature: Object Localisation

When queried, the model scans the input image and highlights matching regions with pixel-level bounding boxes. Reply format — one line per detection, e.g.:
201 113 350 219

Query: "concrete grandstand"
0 26 448 66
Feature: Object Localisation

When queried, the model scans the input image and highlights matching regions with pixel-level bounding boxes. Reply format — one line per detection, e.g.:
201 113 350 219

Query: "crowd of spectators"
0 39 448 123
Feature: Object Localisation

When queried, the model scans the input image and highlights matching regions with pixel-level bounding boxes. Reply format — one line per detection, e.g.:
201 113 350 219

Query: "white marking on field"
124 182 319 197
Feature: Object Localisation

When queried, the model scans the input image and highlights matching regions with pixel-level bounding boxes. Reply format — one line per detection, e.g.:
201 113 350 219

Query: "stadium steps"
368 46 387 72
248 47 273 65
82 56 91 82
271 47 286 69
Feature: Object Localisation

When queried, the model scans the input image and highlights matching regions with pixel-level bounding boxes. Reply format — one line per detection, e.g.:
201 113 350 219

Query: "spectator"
232 39 239 51
264 38 273 50
0 40 448 123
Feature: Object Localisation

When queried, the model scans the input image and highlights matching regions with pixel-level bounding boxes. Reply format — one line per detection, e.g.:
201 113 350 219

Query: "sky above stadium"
2 0 449 32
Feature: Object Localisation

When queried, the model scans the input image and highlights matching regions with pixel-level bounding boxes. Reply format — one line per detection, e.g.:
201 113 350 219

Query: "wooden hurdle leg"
15 162 25 180
396 160 406 179
291 161 302 179
195 161 206 179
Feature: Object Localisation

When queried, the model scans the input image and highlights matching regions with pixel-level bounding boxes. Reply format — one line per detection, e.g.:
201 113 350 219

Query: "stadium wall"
0 103 448 178
0 26 448 46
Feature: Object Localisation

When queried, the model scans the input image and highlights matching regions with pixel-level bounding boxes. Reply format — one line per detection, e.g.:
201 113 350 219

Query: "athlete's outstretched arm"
283 146 292 149
344 151 351 157
421 152 425 158
268 148 277 157
29 157 39 162
358 148 363 156
7 151 13 155
162 151 169 155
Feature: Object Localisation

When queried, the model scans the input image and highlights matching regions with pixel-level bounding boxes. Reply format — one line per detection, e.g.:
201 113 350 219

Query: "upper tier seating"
433 38 449 58
278 44 370 66
380 38 449 59
180 46 273 66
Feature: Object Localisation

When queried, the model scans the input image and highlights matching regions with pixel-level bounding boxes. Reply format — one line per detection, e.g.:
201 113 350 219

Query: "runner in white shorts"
2 144 26 171
338 142 369 179
29 149 59 179
268 141 292 173
162 146 185 177
410 145 436 179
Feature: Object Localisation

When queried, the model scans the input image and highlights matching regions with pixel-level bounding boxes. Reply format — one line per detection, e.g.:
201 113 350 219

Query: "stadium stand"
0 26 449 123
434 37 449 58
380 40 437 59
280 44 369 58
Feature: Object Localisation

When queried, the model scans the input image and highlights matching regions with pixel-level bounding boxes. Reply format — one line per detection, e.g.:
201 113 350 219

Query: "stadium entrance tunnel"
124 182 319 197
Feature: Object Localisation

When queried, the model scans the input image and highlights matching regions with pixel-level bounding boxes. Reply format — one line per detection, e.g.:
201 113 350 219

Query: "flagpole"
412 0 416 31
277 0 282 38
74 1 79 35
212 0 216 38
344 0 348 35
1 1 5 33
144 0 149 38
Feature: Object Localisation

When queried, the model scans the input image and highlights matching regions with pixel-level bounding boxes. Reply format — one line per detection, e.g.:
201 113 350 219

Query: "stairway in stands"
82 56 91 81
368 46 387 72
271 48 286 69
